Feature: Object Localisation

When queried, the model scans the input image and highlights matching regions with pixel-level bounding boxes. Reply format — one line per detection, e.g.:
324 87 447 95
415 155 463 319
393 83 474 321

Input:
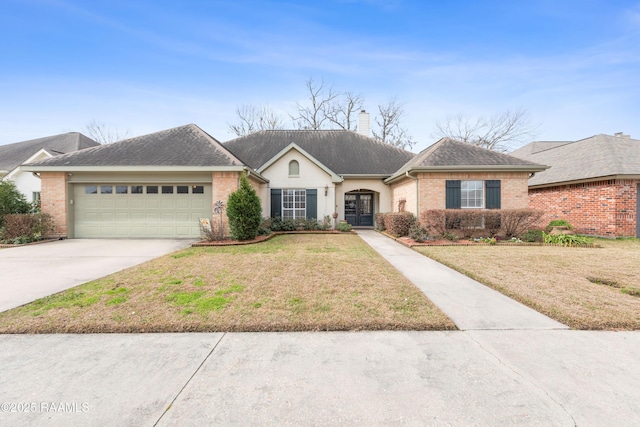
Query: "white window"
282 189 305 220
32 191 41 202
461 180 484 208
288 160 299 176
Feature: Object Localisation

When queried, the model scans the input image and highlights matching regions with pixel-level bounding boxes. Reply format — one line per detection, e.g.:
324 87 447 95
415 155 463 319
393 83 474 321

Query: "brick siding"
40 172 68 238
211 171 242 236
529 179 638 237
415 171 531 213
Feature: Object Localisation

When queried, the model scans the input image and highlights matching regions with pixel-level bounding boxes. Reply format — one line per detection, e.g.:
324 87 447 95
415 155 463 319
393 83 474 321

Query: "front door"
345 193 373 226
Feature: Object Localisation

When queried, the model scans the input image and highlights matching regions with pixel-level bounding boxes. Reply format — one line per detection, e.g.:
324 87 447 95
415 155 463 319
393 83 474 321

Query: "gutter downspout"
405 171 419 215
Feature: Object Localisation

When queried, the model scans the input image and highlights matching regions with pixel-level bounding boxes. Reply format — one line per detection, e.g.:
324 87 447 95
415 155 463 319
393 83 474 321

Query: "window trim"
282 188 306 220
288 160 300 177
461 180 484 209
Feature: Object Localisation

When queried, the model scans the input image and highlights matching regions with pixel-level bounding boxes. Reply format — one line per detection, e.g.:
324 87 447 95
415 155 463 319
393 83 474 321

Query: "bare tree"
85 120 130 144
434 109 537 152
372 98 415 150
228 105 285 137
324 91 364 131
291 77 339 130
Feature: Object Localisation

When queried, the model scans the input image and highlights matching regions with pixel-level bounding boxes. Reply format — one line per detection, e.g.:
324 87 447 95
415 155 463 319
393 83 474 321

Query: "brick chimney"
358 110 370 137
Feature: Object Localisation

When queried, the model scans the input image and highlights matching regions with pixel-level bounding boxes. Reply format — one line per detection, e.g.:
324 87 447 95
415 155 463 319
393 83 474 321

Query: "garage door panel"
74 183 212 238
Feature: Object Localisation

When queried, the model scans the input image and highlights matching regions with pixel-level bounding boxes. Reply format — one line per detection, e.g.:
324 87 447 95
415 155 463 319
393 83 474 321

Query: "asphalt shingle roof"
26 124 245 168
511 134 640 186
388 138 544 180
224 130 415 175
0 132 99 173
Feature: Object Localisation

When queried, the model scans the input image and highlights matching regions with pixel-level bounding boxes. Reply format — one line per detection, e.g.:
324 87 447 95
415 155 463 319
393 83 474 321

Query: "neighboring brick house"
511 133 640 237
385 138 546 218
0 132 99 202
22 122 546 239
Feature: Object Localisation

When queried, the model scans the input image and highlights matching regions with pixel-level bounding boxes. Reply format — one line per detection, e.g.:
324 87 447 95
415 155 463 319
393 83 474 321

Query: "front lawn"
414 238 640 329
0 234 455 333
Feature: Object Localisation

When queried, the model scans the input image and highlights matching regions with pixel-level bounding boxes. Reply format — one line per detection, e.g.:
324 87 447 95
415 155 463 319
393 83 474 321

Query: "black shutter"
485 180 501 209
306 189 317 220
270 189 282 218
446 180 461 209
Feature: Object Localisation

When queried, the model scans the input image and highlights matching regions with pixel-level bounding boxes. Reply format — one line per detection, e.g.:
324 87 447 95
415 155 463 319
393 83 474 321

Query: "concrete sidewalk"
2 331 639 426
0 239 194 312
356 230 567 330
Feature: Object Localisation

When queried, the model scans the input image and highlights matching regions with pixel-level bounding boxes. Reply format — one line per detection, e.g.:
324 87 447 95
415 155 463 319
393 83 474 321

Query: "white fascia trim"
340 174 391 179
256 142 343 183
21 165 250 173
8 149 55 179
385 165 549 184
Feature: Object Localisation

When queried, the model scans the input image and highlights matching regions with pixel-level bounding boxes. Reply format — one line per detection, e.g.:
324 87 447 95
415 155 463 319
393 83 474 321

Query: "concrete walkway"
356 230 568 330
0 239 194 312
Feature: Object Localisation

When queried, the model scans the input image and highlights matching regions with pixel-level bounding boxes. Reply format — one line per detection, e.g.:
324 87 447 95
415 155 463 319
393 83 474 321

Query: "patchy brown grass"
414 238 640 330
0 234 455 333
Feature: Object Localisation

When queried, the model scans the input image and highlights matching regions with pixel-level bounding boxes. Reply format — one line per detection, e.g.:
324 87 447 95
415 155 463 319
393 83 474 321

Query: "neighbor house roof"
0 132 99 174
23 124 258 175
386 138 546 183
224 130 415 176
511 134 640 187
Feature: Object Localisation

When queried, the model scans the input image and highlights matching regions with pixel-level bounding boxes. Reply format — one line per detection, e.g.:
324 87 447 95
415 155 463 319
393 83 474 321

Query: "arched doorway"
345 191 373 226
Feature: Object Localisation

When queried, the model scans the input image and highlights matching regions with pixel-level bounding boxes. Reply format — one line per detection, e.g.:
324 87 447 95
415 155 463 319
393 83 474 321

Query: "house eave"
21 165 250 173
385 165 548 184
529 174 640 189
257 142 343 183
340 174 391 179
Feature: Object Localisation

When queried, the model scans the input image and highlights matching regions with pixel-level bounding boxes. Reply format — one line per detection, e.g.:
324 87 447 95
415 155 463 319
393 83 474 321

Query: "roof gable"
224 130 415 175
0 132 99 172
24 124 247 168
257 143 343 183
387 138 546 182
511 134 640 186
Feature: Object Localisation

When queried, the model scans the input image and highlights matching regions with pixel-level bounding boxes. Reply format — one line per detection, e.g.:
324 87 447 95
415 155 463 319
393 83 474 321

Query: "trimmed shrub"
546 219 573 232
408 222 428 243
0 180 31 228
2 213 53 243
374 212 388 231
421 210 447 236
337 221 352 232
521 229 544 242
458 210 484 239
226 174 262 241
384 212 415 237
501 209 544 238
483 211 502 237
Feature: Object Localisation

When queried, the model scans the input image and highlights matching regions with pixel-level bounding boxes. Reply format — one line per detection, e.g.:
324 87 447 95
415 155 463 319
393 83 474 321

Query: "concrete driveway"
0 239 194 312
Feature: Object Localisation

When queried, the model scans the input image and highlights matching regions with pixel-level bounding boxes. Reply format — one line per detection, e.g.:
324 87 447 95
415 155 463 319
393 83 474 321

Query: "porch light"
324 185 329 196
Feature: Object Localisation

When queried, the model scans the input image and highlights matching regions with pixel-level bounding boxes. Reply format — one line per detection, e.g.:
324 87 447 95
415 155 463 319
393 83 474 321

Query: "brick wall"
529 179 638 237
211 171 241 236
415 171 531 213
40 172 68 238
389 177 417 214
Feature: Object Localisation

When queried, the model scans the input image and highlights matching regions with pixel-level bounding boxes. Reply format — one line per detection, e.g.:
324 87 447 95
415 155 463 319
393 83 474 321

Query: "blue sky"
1 0 639 152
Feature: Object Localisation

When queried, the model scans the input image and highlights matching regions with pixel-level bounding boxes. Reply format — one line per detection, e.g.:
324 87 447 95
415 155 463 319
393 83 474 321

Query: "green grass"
0 234 456 333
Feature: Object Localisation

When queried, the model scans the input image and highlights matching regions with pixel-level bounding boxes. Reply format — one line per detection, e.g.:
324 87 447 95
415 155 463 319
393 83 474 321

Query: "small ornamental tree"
226 174 262 241
0 180 31 228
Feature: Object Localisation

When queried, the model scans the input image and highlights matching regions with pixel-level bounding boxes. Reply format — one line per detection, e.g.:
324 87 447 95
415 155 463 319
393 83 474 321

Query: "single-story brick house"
512 133 640 237
0 132 99 203
22 122 546 239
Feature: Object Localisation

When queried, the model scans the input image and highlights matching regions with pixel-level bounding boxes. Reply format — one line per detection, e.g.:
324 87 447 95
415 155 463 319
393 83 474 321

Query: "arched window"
288 160 300 176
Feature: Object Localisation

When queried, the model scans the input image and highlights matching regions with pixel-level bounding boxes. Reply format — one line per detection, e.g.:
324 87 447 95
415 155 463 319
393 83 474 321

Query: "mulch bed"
381 232 601 248
192 230 348 246
0 239 59 248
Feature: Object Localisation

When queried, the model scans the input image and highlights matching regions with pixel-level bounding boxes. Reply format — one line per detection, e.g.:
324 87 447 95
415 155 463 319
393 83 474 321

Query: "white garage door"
74 183 212 238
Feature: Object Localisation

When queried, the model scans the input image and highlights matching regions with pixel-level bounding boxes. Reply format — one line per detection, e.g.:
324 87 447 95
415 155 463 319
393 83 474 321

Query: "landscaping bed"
0 234 455 333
